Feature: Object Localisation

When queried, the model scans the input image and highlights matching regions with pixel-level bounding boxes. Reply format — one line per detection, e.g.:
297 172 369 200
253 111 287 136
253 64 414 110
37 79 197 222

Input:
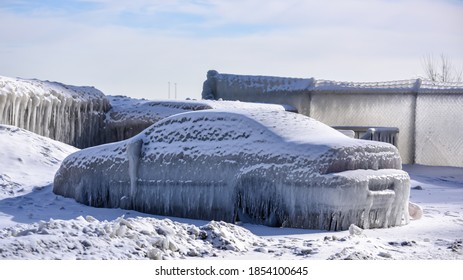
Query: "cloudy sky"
1 0 462 100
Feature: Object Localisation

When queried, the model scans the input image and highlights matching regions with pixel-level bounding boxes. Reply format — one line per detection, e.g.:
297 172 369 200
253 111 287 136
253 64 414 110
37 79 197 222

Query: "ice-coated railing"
311 79 419 93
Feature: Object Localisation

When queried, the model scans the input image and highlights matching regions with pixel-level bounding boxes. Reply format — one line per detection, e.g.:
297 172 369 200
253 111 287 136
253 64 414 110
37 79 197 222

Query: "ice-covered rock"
0 76 110 148
54 109 410 231
408 202 423 220
348 224 363 236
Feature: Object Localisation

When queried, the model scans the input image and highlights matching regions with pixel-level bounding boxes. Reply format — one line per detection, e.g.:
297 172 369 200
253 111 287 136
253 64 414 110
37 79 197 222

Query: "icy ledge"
0 76 110 148
203 70 463 96
54 109 410 231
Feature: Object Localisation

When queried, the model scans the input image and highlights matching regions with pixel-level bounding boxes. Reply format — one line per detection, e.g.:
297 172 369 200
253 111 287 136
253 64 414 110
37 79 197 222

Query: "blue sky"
1 0 462 100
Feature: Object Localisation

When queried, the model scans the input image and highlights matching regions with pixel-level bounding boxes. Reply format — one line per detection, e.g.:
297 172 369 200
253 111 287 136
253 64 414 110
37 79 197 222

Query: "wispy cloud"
0 0 462 99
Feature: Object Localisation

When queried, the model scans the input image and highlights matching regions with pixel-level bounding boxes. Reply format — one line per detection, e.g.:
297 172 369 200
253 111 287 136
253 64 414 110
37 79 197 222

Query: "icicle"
0 76 110 148
127 139 143 206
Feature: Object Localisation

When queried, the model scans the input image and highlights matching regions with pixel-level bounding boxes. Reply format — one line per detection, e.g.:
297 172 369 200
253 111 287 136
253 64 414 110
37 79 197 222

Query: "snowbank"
0 215 263 260
54 109 409 230
0 125 78 197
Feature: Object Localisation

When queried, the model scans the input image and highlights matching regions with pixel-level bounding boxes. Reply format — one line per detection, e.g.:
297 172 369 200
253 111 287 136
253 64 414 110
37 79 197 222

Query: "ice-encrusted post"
127 139 143 207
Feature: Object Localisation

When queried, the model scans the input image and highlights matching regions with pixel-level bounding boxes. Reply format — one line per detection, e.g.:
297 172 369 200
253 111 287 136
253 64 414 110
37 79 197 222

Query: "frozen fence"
203 70 463 167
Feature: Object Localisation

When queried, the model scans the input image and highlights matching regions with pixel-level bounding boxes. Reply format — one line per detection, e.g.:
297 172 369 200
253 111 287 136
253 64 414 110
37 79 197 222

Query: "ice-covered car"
53 109 410 231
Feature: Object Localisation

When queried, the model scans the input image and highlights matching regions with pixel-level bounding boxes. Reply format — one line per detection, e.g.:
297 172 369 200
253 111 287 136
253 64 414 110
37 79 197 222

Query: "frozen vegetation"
54 109 410 231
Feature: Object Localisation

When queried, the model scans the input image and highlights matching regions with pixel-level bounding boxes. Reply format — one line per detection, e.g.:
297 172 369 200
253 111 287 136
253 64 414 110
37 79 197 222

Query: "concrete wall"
203 71 463 167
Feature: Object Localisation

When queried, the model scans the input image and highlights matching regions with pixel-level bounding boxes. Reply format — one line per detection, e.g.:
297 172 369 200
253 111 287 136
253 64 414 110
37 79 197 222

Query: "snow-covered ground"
0 124 462 260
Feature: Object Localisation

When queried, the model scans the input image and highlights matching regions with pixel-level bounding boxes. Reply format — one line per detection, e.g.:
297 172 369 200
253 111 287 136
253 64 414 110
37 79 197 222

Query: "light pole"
174 83 177 100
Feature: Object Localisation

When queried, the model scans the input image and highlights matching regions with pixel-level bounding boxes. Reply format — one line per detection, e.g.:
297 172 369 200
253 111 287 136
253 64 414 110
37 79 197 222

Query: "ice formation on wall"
0 76 110 148
202 70 313 115
203 70 463 167
54 109 410 231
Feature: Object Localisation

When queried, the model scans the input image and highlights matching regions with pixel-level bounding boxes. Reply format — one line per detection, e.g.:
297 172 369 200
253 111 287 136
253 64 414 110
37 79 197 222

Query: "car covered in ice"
53 109 410 231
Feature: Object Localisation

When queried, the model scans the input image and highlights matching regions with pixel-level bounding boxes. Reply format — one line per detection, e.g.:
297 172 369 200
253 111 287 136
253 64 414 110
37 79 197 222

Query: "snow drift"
54 109 410 231
0 124 78 197
0 76 110 148
0 216 262 260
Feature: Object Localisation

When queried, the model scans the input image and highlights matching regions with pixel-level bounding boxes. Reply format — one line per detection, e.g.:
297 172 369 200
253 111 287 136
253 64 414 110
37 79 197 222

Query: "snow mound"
0 125 78 197
54 109 410 231
0 215 263 260
0 76 110 148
